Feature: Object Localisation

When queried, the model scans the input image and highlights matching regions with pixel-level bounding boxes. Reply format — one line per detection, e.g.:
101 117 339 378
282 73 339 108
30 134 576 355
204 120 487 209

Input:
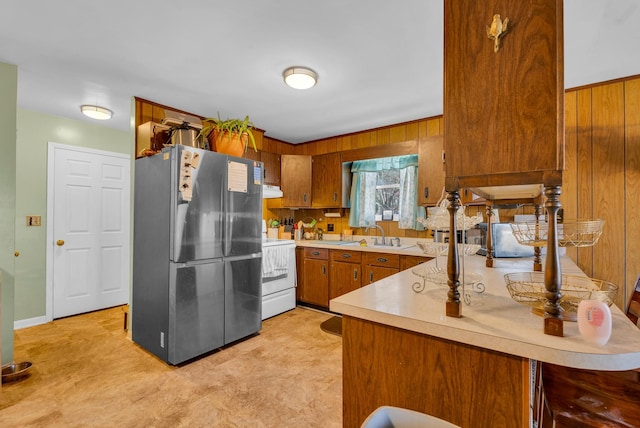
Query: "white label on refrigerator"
253 162 262 185
190 152 201 169
179 165 193 201
228 161 248 193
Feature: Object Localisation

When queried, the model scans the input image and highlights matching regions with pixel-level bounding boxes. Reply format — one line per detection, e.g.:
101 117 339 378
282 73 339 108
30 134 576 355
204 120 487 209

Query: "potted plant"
199 113 257 157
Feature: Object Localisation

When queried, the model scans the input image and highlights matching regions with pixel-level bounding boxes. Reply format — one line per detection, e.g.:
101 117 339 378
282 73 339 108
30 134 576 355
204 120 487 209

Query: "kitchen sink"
307 239 417 251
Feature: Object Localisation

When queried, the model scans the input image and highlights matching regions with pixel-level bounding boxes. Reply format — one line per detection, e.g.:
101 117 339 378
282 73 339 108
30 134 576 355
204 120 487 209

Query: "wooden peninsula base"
342 316 530 428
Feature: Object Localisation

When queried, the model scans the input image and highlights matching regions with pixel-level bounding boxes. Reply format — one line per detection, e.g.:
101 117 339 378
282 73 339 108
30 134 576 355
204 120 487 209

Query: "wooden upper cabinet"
261 151 281 186
443 0 564 193
418 136 445 205
312 152 343 208
281 154 312 207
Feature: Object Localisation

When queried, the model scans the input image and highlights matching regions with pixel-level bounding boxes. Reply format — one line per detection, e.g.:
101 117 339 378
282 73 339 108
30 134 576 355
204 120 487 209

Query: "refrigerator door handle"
224 253 262 263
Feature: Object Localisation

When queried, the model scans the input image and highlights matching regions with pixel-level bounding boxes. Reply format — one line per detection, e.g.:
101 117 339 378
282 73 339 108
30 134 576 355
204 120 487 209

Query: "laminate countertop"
294 237 427 257
330 254 640 371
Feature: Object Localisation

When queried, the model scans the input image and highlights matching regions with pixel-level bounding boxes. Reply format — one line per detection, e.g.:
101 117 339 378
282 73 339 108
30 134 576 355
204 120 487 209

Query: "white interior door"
50 144 130 319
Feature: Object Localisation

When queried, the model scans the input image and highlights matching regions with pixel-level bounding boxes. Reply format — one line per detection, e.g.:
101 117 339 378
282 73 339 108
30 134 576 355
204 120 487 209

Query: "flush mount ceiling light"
81 105 113 120
283 67 317 90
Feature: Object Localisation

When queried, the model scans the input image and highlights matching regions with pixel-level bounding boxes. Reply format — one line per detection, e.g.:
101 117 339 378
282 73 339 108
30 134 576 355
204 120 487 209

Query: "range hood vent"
263 184 283 199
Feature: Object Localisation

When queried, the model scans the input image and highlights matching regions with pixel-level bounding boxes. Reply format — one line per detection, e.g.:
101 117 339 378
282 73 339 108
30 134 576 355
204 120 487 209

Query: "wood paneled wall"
267 76 640 309
265 117 445 240
291 117 443 156
563 76 640 309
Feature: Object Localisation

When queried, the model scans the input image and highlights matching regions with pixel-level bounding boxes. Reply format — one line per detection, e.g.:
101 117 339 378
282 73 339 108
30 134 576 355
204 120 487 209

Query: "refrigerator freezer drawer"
168 260 225 364
225 255 262 344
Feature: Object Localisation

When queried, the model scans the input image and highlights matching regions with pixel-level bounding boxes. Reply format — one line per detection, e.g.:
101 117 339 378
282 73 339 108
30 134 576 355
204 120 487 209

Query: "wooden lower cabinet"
342 316 530 428
329 250 362 300
298 248 329 307
297 248 433 307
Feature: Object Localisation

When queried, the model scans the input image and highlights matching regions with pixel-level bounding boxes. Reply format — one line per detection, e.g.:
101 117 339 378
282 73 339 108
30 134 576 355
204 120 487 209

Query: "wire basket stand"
415 194 485 304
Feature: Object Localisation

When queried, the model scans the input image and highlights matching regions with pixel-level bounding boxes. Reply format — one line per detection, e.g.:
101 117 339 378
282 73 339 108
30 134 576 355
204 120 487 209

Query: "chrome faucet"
366 225 386 246
391 237 401 247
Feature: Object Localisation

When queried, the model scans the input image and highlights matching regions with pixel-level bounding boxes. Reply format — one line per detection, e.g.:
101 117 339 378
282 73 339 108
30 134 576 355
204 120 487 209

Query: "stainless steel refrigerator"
132 145 263 365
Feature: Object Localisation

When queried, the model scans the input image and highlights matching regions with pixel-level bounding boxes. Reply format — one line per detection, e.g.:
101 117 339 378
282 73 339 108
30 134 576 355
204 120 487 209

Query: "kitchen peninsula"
330 255 640 428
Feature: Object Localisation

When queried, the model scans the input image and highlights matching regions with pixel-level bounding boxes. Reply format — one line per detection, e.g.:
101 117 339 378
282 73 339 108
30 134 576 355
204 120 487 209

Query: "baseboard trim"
15 315 48 330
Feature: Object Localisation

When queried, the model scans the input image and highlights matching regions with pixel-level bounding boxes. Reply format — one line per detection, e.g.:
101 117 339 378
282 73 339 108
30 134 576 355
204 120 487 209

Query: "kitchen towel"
262 245 289 278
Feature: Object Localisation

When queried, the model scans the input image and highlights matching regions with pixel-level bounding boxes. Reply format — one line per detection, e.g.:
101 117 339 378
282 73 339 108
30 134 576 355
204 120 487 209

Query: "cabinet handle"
341 253 351 259
369 272 374 283
377 257 388 263
354 269 358 280
263 169 266 179
303 193 308 202
424 187 429 198
333 192 338 202
312 251 320 256
322 265 326 275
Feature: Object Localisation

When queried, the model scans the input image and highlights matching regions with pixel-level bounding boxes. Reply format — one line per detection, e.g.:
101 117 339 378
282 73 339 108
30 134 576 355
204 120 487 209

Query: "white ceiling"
1 1 639 144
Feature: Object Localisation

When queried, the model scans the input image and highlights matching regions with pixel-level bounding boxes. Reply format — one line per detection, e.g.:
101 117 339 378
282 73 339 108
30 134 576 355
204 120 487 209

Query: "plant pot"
210 130 247 157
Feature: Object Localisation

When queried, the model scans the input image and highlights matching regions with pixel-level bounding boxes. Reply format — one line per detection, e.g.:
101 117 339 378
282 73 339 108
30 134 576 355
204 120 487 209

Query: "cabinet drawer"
363 252 399 268
400 255 432 271
304 247 329 260
330 249 362 263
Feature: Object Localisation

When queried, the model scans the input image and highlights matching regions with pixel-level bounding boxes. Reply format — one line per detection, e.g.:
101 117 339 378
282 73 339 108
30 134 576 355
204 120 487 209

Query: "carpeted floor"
0 306 343 427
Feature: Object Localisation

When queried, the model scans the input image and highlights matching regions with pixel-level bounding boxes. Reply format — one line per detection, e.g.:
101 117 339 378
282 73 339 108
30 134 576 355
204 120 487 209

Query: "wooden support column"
446 190 461 317
533 203 543 272
485 203 494 268
544 186 563 336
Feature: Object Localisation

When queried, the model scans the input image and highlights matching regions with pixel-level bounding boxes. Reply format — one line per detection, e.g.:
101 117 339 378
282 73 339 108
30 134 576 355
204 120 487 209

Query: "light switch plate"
26 215 41 226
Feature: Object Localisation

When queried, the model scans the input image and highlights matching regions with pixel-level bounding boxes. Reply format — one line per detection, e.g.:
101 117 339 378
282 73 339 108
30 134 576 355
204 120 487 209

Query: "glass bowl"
416 241 481 257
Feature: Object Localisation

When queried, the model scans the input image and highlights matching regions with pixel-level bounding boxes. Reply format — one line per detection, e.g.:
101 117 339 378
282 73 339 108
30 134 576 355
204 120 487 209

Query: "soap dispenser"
577 300 612 346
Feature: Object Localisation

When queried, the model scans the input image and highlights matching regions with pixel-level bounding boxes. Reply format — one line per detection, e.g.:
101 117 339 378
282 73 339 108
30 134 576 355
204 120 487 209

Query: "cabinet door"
363 266 398 285
329 261 361 300
444 0 563 188
417 136 445 205
312 152 342 208
261 151 281 186
281 155 312 207
301 258 329 307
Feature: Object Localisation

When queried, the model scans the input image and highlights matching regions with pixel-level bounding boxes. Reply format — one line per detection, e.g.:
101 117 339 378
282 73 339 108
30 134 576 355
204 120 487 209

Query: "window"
375 169 400 221
347 155 425 229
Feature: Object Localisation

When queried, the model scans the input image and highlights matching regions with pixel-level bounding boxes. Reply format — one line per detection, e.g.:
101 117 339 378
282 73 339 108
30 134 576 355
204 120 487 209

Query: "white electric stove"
261 236 297 320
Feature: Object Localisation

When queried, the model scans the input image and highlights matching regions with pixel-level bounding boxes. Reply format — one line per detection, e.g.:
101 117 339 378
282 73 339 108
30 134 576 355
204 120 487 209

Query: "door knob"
14 251 20 257
56 239 65 246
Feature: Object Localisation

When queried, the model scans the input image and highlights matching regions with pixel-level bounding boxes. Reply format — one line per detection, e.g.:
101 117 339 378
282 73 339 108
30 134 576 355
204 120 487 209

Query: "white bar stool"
361 406 461 428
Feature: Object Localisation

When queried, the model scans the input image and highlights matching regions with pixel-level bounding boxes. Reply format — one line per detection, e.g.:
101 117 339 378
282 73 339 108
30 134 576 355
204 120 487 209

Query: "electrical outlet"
327 224 334 232
26 215 41 226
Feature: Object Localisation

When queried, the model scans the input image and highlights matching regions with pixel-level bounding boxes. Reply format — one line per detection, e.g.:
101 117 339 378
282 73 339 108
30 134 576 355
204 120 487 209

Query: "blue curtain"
348 155 425 230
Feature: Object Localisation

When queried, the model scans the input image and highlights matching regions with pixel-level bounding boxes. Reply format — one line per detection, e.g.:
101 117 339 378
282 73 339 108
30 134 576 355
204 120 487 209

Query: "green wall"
14 109 132 326
1 62 18 364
